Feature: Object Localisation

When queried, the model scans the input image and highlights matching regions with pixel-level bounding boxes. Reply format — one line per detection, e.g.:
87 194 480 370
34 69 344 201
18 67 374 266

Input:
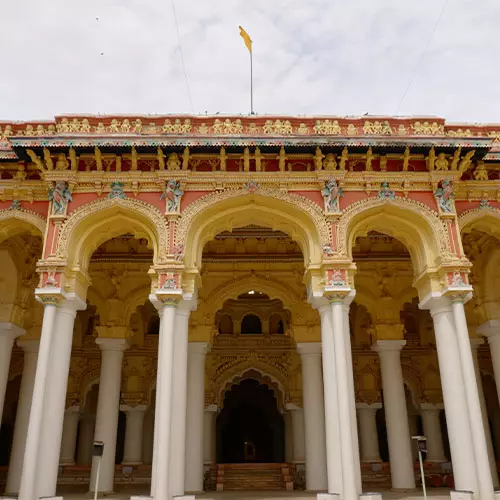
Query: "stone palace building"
0 114 499 500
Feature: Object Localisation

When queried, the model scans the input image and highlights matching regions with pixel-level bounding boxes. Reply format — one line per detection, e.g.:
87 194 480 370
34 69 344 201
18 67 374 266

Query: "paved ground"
58 488 451 500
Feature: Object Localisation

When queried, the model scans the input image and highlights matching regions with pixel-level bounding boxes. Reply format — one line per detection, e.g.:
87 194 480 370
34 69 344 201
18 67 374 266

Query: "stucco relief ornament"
161 273 178 290
329 269 346 287
161 180 184 213
479 199 491 209
378 181 395 200
108 181 126 199
434 179 454 213
321 179 343 213
245 181 259 193
49 181 72 215
9 200 21 210
451 271 466 287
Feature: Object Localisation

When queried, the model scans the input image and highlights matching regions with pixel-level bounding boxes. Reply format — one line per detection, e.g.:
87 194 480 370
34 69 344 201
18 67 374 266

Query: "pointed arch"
56 198 169 271
339 197 449 277
0 208 46 244
176 187 328 269
459 208 500 242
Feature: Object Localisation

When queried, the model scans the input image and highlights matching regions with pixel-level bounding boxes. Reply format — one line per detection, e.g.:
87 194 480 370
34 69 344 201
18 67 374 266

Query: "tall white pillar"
297 342 328 491
185 342 209 493
318 304 343 496
76 415 95 465
425 299 477 494
452 297 494 500
420 405 446 463
150 291 182 500
142 410 154 465
89 338 129 493
356 403 381 463
203 405 217 466
36 297 84 499
19 290 74 500
0 323 24 428
343 305 362 493
287 405 305 464
122 405 147 465
479 320 500 405
60 406 81 465
6 339 39 495
471 339 498 486
372 340 415 490
170 307 191 496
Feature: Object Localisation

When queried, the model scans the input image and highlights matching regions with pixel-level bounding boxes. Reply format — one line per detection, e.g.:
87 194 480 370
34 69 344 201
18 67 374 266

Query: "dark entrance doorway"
216 379 285 463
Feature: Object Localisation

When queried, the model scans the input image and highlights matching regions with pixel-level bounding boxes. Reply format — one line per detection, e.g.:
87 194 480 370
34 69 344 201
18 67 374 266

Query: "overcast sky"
1 0 499 122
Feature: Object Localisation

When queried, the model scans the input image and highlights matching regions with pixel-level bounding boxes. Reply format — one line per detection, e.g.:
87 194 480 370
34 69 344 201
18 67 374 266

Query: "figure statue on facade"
474 162 488 180
313 147 324 171
339 147 348 170
108 181 126 199
276 147 287 172
321 179 343 212
435 152 449 171
434 179 454 213
427 146 436 171
49 181 72 215
157 147 166 170
167 152 181 171
9 200 21 210
323 153 337 171
402 146 410 171
220 147 227 171
161 180 184 213
365 147 373 171
378 181 395 200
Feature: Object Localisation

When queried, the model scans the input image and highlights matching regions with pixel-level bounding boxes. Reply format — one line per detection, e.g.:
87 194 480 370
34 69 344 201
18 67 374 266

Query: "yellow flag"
239 26 252 53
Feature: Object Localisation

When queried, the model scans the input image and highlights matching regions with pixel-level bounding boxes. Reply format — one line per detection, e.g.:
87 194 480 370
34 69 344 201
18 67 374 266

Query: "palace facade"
0 115 499 500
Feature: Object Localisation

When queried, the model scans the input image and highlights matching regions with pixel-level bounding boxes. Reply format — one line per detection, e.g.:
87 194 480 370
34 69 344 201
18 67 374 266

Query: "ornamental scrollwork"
55 197 169 262
336 196 450 259
175 186 331 248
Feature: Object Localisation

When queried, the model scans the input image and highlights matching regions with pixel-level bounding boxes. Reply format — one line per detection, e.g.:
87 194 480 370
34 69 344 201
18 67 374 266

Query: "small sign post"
412 436 427 500
92 441 104 500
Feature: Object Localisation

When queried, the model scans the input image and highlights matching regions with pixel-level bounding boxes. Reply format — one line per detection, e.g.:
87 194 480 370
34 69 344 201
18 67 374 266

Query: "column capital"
419 294 452 315
64 405 81 414
371 339 406 353
204 404 218 413
96 337 130 352
478 319 500 338
297 342 321 355
17 338 39 352
58 293 87 315
34 287 66 305
420 403 444 412
356 402 382 410
120 404 147 413
0 322 25 339
188 341 210 354
149 289 183 310
285 403 302 411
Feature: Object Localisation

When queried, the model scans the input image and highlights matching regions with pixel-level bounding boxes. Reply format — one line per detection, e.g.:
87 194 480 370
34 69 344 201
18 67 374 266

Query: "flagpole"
250 50 254 115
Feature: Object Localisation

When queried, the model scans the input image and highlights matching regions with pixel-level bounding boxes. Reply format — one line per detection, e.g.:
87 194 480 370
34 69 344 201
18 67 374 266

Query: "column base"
317 494 340 500
451 491 474 500
360 493 383 500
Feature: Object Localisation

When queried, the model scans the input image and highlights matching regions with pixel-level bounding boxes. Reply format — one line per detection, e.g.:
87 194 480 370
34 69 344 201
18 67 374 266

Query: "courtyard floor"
57 488 451 500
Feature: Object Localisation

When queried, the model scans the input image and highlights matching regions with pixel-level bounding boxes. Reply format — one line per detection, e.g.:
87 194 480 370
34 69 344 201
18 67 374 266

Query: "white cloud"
1 0 499 122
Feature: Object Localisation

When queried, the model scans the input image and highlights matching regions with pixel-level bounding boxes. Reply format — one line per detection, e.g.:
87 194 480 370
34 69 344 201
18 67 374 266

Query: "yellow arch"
459 207 500 242
339 197 448 277
177 188 328 269
0 209 45 244
203 272 303 311
56 198 169 272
